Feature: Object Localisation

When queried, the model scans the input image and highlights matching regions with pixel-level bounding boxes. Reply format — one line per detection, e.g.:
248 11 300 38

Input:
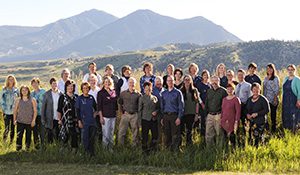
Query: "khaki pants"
205 113 223 147
118 113 139 146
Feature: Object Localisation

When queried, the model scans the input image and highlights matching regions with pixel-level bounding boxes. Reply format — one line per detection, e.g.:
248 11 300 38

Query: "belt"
125 111 137 115
164 112 178 115
208 112 221 115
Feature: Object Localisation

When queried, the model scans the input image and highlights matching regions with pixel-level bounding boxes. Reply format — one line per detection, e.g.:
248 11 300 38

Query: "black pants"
181 114 195 146
83 125 97 156
95 115 102 143
222 129 236 148
249 122 265 147
33 115 43 148
63 127 78 148
16 122 32 151
142 119 158 152
163 113 181 151
199 108 206 136
268 103 278 133
46 120 59 144
3 114 15 142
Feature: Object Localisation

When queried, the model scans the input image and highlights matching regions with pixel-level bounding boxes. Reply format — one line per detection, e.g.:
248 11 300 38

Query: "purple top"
221 96 241 134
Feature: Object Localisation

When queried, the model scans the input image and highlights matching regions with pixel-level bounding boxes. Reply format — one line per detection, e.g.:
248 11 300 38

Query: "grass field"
0 59 300 174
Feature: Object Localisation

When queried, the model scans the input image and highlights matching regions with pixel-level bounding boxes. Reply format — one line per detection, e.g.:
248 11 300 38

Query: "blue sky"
0 0 299 41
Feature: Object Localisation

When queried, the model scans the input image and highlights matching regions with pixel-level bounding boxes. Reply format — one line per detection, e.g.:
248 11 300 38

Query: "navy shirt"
161 88 184 119
75 95 97 126
220 76 228 88
245 74 262 85
195 81 211 103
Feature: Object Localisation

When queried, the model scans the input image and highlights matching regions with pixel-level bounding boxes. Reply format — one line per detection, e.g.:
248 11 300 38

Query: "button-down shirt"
138 94 160 121
235 81 252 104
263 76 280 105
161 88 184 119
0 87 19 115
205 86 227 113
118 89 141 113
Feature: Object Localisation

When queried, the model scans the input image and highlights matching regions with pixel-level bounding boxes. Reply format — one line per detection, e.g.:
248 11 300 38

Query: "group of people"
1 61 300 155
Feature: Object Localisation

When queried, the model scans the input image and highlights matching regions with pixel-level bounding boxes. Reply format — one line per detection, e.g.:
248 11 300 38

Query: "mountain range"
0 9 242 62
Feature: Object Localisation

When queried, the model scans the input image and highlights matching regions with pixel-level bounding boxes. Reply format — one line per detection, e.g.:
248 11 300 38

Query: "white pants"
102 117 116 147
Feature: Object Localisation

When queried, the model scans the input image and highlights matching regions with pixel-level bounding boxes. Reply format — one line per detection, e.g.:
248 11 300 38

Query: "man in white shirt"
41 77 63 144
58 68 78 94
82 62 102 87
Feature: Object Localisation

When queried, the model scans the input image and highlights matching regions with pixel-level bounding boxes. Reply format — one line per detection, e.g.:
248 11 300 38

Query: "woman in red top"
221 83 241 147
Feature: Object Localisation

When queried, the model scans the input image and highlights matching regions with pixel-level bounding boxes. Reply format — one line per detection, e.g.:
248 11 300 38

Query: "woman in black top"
163 64 175 89
174 68 183 89
57 80 79 150
246 83 270 147
216 63 228 88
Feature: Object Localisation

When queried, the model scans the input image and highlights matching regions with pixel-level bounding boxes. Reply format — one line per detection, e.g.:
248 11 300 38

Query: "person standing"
194 70 211 136
104 64 119 89
246 83 270 147
263 64 280 133
140 62 156 94
216 63 228 88
138 82 160 153
174 68 184 89
88 74 102 143
235 69 252 128
76 82 97 156
227 70 239 86
161 75 184 151
221 83 241 148
0 75 19 144
57 80 79 152
181 75 200 146
13 85 37 151
152 76 165 146
282 64 300 131
118 77 141 146
82 62 102 87
245 63 261 85
163 64 175 89
116 65 132 97
58 68 78 94
98 77 118 149
30 78 46 149
41 78 62 144
188 63 202 86
205 75 227 146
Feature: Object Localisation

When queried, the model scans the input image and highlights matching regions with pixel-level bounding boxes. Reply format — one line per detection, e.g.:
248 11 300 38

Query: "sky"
0 0 299 41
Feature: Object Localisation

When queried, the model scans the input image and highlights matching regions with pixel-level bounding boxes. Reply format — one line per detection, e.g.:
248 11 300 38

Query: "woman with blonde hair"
216 63 228 88
97 76 118 149
0 75 19 144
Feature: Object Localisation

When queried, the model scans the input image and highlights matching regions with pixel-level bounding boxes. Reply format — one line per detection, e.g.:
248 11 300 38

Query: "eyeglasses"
184 79 190 81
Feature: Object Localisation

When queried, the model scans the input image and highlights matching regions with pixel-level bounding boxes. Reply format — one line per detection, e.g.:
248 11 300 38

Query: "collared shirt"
83 73 102 85
31 88 46 116
0 87 19 115
138 94 160 121
161 88 184 118
205 86 227 113
235 81 252 104
57 79 79 94
152 86 165 103
51 90 60 120
263 76 280 105
119 89 141 113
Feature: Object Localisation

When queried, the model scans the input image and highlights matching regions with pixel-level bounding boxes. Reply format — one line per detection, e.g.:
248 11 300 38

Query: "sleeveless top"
17 98 34 124
120 77 129 93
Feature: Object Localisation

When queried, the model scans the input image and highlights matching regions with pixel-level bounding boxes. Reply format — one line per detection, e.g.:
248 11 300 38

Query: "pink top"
221 96 241 134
